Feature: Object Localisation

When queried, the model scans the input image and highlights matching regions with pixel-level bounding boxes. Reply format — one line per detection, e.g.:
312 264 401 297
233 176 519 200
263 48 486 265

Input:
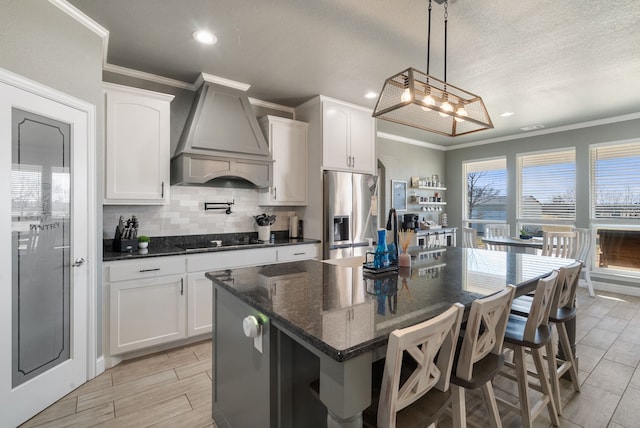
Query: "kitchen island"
207 247 577 428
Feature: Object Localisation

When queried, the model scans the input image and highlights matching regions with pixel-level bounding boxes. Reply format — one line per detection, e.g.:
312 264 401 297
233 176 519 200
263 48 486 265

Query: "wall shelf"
410 186 447 191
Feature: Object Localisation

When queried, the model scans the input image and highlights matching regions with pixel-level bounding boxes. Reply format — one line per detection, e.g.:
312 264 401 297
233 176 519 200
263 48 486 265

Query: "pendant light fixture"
372 0 492 137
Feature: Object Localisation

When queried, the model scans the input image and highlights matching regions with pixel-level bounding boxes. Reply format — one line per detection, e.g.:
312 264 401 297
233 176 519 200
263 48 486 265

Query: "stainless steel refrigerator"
324 170 378 259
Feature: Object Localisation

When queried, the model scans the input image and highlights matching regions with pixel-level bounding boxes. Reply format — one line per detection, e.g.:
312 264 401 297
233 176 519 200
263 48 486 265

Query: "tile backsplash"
103 186 297 238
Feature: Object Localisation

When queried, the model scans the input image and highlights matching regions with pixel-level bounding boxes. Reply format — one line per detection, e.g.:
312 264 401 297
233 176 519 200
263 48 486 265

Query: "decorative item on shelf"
137 235 150 249
113 215 139 252
519 227 532 240
255 213 276 242
372 0 492 136
398 230 415 267
440 213 448 227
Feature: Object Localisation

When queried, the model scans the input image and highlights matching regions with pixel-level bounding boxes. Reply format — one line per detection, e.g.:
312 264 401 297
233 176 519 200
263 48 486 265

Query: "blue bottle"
374 229 390 269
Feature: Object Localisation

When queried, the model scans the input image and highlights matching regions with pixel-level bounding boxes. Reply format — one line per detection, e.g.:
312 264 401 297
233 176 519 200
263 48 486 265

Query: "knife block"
113 238 137 252
113 226 137 252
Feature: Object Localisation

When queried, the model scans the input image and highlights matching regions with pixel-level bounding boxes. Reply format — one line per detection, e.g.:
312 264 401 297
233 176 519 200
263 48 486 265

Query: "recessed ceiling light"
193 30 217 45
364 91 378 99
520 124 545 131
500 111 515 117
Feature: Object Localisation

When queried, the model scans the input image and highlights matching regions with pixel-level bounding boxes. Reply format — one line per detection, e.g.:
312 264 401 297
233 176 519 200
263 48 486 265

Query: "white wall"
376 135 446 224
0 0 105 355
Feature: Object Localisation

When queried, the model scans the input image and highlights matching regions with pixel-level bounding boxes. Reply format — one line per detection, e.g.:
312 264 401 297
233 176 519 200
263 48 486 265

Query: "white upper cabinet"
296 96 376 175
322 99 375 173
104 83 173 205
259 115 308 206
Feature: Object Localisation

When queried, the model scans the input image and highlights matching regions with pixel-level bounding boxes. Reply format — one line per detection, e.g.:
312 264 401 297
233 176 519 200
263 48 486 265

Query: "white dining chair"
574 228 595 297
484 224 511 251
541 231 577 259
365 303 464 428
462 227 477 248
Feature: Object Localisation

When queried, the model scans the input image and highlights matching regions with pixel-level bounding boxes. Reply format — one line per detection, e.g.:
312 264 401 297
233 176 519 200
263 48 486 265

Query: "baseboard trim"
584 280 640 297
95 356 105 376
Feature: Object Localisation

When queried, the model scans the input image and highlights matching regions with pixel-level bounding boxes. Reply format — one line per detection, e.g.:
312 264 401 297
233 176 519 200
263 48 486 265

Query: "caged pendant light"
372 0 492 137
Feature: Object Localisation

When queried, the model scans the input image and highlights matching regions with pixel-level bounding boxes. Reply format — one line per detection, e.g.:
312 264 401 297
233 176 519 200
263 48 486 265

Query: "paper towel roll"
289 216 298 238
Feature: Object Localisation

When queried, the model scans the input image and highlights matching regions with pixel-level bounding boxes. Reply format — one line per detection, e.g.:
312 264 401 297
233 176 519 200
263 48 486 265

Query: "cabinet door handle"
180 278 184 295
351 156 355 168
139 268 160 273
161 181 165 198
273 186 277 200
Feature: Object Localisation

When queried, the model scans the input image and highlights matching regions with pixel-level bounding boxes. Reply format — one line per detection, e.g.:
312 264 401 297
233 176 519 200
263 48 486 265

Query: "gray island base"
207 248 577 427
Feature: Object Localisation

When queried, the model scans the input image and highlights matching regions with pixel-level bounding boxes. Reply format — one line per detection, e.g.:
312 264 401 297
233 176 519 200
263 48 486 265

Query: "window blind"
518 149 576 220
591 142 640 219
463 157 507 221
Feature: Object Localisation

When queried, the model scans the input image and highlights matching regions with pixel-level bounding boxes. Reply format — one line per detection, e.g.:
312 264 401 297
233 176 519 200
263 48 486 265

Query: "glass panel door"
11 108 71 387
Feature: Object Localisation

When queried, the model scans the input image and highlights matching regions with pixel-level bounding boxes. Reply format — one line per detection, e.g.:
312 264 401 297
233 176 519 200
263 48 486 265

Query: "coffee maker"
401 213 419 230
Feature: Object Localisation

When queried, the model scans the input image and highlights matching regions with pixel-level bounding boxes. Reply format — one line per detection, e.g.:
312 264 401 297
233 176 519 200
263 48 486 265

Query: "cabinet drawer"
277 244 319 262
106 256 185 282
187 247 277 272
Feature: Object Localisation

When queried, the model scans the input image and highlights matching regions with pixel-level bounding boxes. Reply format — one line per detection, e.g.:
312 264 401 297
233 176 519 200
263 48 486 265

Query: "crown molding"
446 112 640 151
376 132 446 151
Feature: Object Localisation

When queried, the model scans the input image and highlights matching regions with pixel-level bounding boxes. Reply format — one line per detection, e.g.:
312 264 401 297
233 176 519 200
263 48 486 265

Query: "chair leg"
480 381 502 428
584 267 595 297
513 346 533 428
531 347 560 427
545 338 562 415
558 322 581 392
451 384 466 428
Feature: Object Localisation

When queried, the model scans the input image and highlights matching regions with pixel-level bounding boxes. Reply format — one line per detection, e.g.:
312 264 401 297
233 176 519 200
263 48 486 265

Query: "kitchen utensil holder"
257 225 271 242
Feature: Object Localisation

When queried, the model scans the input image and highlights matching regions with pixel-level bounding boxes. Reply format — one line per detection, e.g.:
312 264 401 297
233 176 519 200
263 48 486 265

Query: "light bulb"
400 88 412 102
439 101 453 117
420 94 436 111
193 30 217 45
454 107 468 122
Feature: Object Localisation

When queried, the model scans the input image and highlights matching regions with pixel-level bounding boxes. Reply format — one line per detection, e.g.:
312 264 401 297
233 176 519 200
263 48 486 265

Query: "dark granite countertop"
103 231 320 261
206 247 576 362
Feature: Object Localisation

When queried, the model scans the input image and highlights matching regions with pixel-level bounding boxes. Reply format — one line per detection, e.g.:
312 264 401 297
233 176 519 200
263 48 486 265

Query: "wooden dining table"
208 247 577 428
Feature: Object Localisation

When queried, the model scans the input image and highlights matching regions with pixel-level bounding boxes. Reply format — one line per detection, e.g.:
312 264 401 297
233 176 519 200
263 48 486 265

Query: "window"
591 141 640 219
518 148 576 227
591 141 640 275
463 157 507 235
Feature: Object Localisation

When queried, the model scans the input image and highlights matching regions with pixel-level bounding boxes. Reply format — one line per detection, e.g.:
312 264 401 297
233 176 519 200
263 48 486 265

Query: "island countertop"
206 247 576 362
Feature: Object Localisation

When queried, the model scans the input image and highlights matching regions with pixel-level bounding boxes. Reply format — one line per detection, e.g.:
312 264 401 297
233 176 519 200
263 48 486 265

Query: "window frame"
516 147 576 229
462 156 508 232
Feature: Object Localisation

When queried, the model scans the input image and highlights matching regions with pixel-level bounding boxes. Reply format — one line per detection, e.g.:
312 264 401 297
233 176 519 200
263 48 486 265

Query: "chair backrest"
456 285 516 381
484 224 511 251
462 227 478 248
541 231 577 258
574 228 593 267
485 224 510 239
551 261 583 312
378 303 464 428
523 270 558 341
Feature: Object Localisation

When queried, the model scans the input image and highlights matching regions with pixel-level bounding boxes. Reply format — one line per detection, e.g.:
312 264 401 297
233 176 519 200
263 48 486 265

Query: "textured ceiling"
66 0 640 148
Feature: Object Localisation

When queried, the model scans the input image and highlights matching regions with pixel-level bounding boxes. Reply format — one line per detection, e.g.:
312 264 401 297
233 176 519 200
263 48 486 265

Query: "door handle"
72 257 87 267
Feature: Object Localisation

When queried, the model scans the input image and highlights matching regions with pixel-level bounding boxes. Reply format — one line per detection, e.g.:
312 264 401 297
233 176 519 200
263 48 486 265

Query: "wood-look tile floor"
20 284 640 428
20 340 215 428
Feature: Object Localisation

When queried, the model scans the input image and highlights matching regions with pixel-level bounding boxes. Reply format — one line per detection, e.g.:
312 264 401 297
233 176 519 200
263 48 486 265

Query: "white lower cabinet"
110 274 186 355
105 244 318 359
186 273 213 337
276 243 319 262
106 256 186 356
